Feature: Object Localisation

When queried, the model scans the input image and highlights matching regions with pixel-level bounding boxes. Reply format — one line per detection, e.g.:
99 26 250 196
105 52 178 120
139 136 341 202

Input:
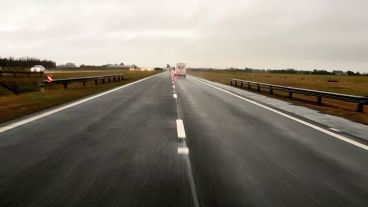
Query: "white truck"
174 63 187 77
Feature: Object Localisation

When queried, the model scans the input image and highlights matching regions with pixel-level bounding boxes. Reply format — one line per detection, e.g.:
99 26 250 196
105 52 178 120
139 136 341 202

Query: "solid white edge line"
192 77 368 151
176 119 186 138
0 73 163 134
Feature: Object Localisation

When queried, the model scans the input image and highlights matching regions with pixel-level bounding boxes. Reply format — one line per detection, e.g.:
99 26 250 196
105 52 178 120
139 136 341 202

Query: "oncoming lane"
0 72 195 207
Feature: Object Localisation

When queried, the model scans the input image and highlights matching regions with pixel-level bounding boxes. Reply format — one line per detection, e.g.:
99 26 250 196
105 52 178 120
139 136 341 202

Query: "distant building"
57 62 77 68
332 70 345 75
65 63 77 68
106 64 133 70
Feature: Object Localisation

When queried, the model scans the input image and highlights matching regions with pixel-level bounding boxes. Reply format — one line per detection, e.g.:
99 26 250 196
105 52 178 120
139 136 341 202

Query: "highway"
0 72 367 207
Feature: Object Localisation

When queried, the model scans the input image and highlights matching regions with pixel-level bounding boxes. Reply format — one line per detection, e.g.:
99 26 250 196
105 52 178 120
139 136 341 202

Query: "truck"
174 63 187 77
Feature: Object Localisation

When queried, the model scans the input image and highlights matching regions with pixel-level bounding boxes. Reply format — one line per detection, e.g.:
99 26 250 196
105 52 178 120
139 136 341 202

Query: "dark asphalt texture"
0 72 367 207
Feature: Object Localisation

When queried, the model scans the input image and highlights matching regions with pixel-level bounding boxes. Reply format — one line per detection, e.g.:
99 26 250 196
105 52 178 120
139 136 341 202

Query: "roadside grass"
188 70 368 124
0 76 41 95
0 70 158 124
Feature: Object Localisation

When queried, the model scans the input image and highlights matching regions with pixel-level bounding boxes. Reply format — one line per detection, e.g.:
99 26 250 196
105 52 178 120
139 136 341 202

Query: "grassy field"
188 69 368 124
0 70 158 124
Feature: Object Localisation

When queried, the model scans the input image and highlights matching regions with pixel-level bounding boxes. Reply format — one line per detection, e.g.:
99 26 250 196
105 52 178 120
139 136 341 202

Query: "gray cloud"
0 0 367 71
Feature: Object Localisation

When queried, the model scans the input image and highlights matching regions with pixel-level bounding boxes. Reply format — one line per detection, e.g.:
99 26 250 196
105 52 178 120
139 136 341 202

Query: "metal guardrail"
39 74 124 89
230 79 368 112
0 71 44 77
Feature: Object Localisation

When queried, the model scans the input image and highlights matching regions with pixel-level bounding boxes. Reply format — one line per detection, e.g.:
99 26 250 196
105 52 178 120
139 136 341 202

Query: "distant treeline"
190 67 367 76
239 68 367 76
0 57 56 68
78 64 138 69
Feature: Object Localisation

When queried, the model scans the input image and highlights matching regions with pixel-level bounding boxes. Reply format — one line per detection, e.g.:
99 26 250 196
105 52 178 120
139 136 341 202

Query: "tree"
0 57 56 68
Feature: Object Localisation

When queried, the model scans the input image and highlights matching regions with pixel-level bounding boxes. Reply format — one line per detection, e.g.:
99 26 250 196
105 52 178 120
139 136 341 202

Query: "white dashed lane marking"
177 147 189 154
176 119 186 139
172 80 199 207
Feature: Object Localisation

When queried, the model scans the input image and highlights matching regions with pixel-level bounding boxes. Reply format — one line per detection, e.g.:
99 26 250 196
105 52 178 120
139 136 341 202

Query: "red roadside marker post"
47 74 53 83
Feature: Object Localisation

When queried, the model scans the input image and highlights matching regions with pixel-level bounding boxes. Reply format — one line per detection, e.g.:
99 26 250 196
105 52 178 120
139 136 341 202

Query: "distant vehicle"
30 65 46 72
174 63 187 77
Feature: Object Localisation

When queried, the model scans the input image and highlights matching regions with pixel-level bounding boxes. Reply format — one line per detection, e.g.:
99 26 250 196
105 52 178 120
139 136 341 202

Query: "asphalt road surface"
0 72 367 207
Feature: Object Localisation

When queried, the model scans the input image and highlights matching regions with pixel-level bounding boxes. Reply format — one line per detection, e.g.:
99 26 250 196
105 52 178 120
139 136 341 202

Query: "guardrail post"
95 80 98 85
83 81 86 86
270 87 273 94
240 82 243 87
317 96 322 105
39 83 45 92
357 103 363 112
288 91 293 99
248 83 251 89
13 71 16 77
63 82 68 89
102 79 105 84
230 80 233 85
257 84 260 92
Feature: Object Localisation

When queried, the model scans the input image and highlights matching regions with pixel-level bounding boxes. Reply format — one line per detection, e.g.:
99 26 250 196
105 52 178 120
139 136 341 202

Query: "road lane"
0 73 194 207
174 75 368 207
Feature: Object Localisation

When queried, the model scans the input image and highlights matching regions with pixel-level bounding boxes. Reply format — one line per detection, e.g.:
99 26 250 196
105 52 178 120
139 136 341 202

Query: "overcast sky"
0 0 367 72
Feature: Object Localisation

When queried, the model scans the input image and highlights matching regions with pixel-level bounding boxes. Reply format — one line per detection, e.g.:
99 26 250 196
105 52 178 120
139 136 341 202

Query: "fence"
230 79 368 112
39 75 124 89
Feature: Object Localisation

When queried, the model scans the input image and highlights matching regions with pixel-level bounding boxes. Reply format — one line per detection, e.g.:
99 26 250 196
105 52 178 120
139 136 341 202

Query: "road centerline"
178 147 189 154
172 77 200 207
176 119 186 139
